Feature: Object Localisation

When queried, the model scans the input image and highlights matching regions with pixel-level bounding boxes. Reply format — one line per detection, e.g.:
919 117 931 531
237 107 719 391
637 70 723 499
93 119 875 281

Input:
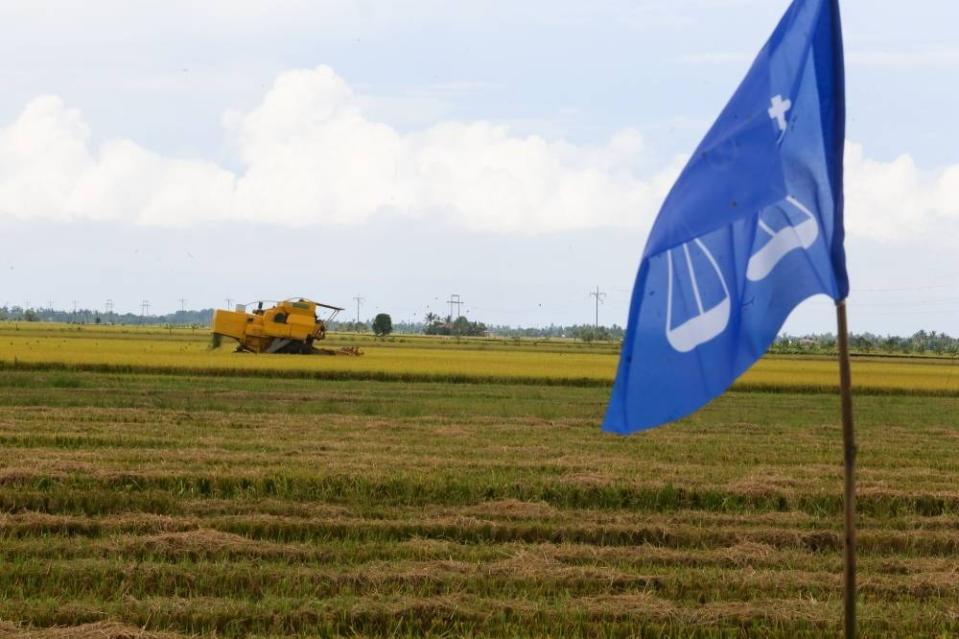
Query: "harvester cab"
212 298 361 355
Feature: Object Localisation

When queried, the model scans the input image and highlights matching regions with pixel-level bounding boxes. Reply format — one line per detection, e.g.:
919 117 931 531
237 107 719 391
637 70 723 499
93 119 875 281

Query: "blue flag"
603 0 847 434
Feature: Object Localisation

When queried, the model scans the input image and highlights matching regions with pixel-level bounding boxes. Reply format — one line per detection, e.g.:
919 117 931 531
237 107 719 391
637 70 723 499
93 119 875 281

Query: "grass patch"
0 336 958 636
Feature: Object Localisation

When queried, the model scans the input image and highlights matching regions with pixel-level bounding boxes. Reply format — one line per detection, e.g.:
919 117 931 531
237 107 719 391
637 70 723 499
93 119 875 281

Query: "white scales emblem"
664 94 821 353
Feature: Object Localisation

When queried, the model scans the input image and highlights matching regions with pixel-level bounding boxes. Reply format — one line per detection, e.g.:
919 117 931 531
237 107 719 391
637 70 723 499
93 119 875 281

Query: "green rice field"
0 324 958 637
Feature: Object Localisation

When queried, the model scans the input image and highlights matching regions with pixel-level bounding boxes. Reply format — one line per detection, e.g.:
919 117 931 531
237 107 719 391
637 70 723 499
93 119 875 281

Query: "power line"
446 294 463 320
865 308 959 316
353 295 365 324
854 282 959 293
853 297 959 308
589 286 606 328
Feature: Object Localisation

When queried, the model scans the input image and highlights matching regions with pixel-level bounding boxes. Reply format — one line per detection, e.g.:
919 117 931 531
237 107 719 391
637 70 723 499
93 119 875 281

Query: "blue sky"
1 1 957 333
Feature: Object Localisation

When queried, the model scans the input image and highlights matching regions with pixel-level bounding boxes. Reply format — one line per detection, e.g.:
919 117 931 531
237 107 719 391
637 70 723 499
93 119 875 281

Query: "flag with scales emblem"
603 0 847 433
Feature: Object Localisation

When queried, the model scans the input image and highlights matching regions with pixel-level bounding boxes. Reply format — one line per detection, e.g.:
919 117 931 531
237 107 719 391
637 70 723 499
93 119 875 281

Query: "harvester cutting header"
212 298 361 355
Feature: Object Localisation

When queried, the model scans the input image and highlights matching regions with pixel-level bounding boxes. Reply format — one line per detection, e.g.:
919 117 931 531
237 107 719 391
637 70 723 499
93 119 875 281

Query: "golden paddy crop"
1 322 957 394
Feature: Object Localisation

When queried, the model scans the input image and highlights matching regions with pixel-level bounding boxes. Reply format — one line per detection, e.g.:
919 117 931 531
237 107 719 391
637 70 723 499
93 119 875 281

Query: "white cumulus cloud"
0 65 956 240
0 95 235 225
844 142 959 243
0 66 681 233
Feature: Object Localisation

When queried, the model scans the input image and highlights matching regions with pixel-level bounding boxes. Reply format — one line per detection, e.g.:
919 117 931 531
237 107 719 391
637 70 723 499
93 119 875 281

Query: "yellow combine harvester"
211 298 361 355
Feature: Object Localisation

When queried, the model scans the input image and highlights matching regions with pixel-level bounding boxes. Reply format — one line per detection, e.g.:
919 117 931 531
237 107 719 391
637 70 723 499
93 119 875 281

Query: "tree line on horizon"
770 330 959 356
0 305 213 327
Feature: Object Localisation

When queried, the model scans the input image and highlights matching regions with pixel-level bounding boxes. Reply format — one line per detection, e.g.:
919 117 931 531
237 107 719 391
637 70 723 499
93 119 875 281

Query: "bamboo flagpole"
836 300 857 638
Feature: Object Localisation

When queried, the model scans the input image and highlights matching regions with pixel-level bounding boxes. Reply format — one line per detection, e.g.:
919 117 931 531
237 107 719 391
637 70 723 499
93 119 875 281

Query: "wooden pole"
836 300 857 638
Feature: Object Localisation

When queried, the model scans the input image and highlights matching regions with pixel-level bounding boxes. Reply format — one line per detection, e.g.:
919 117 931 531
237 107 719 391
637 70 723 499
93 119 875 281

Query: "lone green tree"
451 316 487 337
372 313 393 337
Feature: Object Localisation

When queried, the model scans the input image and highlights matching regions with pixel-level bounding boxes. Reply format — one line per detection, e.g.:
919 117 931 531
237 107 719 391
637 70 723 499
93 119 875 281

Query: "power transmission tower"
179 297 187 313
446 294 463 320
72 299 79 314
105 299 114 315
589 286 606 328
353 296 365 324
141 300 150 317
